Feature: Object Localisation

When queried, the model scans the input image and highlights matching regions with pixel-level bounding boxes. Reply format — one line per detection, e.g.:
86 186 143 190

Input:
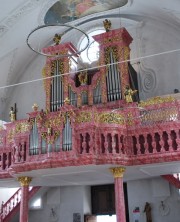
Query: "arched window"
79 29 105 64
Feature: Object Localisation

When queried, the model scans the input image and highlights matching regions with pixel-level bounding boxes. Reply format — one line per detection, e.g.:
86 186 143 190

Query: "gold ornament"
18 176 32 186
110 167 126 178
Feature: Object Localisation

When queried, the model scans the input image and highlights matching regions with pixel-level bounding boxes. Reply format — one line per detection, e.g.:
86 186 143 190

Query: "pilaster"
110 167 126 222
18 176 32 222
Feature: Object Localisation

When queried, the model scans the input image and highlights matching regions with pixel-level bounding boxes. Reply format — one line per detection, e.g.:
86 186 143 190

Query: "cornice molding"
0 0 43 38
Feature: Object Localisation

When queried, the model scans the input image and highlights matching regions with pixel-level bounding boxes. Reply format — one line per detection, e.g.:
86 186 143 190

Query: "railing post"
0 201 3 222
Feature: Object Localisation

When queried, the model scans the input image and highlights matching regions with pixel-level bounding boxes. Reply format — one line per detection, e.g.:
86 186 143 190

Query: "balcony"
0 95 180 181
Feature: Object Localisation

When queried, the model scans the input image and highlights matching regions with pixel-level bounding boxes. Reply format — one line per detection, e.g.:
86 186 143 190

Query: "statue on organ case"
9 104 17 122
124 85 137 103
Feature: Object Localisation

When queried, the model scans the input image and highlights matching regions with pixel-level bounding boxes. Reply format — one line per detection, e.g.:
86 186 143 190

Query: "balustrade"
131 128 180 156
0 97 179 174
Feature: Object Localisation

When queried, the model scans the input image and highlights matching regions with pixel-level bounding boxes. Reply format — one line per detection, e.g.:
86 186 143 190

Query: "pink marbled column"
18 177 32 222
110 167 126 222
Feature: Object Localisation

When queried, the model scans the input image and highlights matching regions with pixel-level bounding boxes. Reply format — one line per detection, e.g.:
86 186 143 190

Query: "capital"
18 176 32 186
110 167 126 178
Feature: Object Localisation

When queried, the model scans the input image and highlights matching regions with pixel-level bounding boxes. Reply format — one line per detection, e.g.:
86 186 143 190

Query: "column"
110 167 126 222
18 176 32 222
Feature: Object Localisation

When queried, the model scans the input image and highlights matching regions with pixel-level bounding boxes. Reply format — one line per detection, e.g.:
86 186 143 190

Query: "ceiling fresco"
44 0 128 24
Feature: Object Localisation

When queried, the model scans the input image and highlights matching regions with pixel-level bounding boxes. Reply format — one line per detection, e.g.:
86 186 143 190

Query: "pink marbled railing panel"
129 122 180 156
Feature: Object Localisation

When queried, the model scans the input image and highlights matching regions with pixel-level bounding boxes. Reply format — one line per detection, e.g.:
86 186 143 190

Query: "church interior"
0 0 180 222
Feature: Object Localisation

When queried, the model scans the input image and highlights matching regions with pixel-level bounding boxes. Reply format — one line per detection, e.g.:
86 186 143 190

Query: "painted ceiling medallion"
44 0 128 24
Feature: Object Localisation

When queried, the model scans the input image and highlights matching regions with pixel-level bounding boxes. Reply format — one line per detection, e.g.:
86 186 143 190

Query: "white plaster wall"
29 185 91 222
0 187 19 204
135 18 180 100
3 55 46 121
83 186 91 215
127 177 180 222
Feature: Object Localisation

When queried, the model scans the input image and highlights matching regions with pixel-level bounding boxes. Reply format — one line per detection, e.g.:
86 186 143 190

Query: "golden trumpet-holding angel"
124 85 137 103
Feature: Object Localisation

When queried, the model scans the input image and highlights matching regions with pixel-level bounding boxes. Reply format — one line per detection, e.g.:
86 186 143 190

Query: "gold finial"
32 103 39 111
103 19 112 32
64 97 70 105
18 176 32 186
110 167 126 178
53 33 62 45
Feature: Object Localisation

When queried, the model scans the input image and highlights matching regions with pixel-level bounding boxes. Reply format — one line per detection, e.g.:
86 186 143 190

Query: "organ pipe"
93 81 101 104
62 113 72 151
29 118 38 155
106 48 121 101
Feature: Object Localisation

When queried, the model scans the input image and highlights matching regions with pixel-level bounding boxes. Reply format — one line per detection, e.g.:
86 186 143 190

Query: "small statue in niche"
103 19 111 32
64 97 70 105
124 85 137 103
78 71 88 85
144 202 152 222
47 126 52 136
9 104 17 122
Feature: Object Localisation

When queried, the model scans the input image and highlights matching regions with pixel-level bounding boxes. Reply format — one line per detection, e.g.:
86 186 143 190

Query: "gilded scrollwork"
102 36 122 45
97 112 125 125
7 121 31 143
76 112 92 123
41 130 60 144
104 46 118 67
58 60 64 74
44 113 64 129
139 96 175 107
15 122 30 133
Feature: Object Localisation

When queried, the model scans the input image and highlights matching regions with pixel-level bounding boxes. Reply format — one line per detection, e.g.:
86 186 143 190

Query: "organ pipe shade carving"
105 47 121 102
50 60 64 112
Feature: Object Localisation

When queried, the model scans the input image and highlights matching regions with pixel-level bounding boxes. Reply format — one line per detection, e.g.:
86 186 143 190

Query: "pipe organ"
41 25 137 153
